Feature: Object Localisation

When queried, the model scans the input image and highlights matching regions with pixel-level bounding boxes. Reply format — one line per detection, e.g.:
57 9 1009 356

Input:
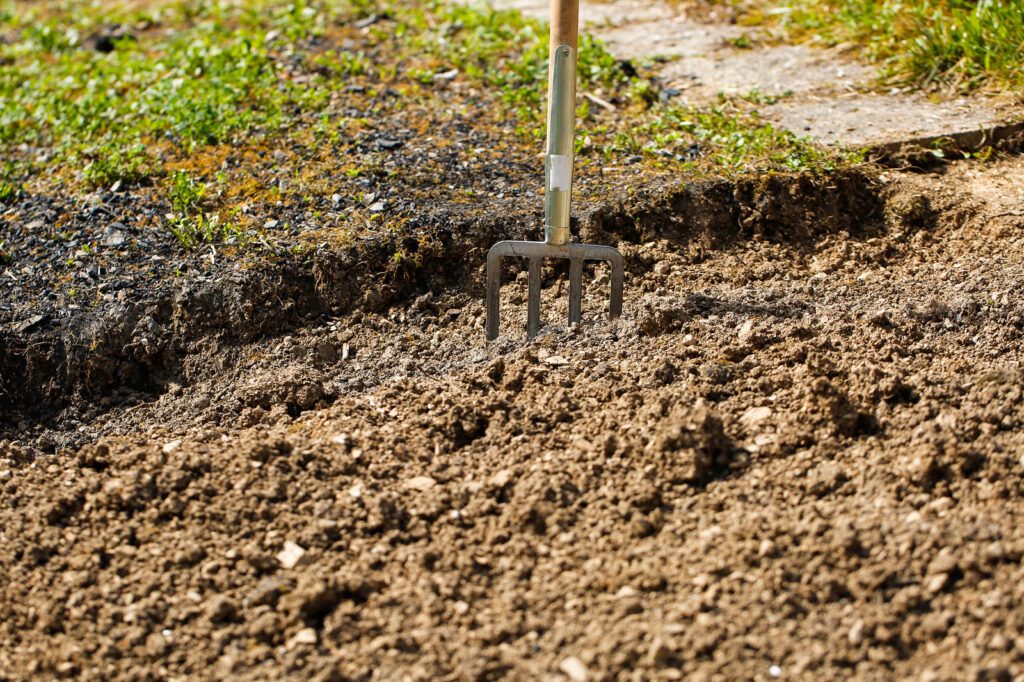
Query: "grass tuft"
605 100 848 173
772 0 1024 91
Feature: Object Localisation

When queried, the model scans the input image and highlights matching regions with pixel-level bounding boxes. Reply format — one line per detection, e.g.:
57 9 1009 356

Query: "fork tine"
609 250 623 319
527 256 542 338
568 258 582 326
485 254 501 341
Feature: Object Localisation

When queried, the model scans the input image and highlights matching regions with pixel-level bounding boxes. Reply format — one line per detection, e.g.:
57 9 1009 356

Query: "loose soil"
3 154 1024 680
4 2 1024 678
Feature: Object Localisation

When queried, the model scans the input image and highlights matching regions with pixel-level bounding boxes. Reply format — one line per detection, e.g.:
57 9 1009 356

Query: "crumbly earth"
3 155 1024 681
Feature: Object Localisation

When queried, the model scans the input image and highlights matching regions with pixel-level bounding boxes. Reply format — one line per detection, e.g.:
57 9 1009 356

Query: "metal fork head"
485 240 623 340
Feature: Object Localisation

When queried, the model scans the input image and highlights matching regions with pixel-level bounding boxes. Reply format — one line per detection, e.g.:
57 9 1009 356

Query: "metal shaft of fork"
544 44 576 247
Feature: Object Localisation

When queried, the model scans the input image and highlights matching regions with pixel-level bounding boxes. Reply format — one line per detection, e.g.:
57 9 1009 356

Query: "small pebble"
739 406 772 429
403 476 436 492
488 469 514 488
559 656 587 681
848 619 866 645
287 628 317 648
276 541 309 569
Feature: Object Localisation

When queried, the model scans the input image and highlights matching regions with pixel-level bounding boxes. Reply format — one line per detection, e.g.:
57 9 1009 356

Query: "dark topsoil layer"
1 167 881 439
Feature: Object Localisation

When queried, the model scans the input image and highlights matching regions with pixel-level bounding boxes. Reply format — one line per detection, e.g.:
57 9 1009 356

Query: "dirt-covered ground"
3 153 1024 680
4 0 1024 678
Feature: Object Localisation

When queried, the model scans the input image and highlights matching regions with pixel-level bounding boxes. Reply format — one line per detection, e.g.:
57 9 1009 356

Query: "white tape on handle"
548 154 572 192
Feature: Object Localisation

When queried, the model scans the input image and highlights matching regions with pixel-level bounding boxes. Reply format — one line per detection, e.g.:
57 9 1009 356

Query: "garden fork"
485 0 623 340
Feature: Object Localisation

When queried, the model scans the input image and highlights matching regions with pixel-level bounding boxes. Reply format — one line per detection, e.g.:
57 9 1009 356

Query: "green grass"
0 4 321 152
398 0 634 128
0 0 630 158
769 0 1024 91
611 103 846 172
82 143 160 188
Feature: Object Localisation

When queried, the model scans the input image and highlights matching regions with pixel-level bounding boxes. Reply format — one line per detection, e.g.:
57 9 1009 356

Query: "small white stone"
276 541 309 569
739 406 772 429
769 665 782 677
287 627 317 648
403 476 436 492
925 573 948 594
544 355 569 366
559 656 587 681
488 469 514 488
848 619 866 645
162 440 182 454
737 319 755 343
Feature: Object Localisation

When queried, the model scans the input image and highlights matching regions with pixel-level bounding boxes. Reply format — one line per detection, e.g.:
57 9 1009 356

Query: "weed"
169 212 245 250
741 88 793 105
165 170 245 249
169 170 206 216
0 163 20 203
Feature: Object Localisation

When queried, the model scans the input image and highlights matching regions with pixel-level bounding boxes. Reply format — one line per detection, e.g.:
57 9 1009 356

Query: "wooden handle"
550 0 579 51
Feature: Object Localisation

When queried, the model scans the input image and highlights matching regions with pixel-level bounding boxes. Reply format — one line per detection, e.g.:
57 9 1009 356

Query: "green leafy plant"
165 170 245 249
603 101 847 173
0 164 20 204
169 170 206 215
82 143 160 188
